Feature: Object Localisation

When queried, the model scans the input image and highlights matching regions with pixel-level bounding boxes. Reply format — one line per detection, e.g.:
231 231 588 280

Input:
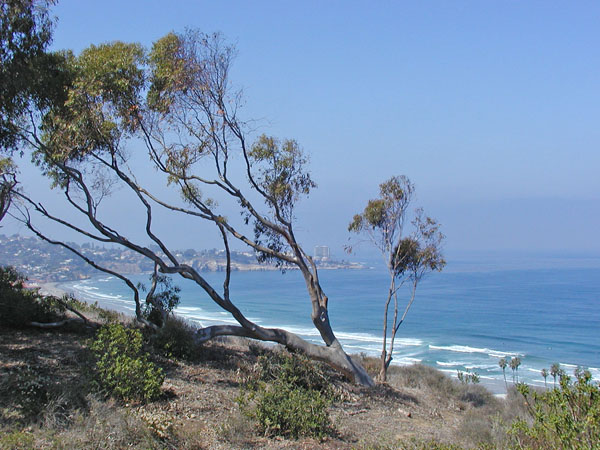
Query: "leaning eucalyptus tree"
9 31 373 386
1 0 56 223
348 176 445 382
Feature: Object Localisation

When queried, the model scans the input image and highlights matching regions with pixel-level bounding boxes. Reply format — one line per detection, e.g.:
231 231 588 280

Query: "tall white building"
314 245 330 260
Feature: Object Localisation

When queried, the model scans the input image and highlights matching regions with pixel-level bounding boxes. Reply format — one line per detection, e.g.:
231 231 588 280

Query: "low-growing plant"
393 363 457 395
90 323 164 402
252 350 332 396
238 350 333 439
356 352 381 379
0 266 66 327
1 365 51 420
247 379 331 439
457 384 495 408
0 430 35 450
509 368 600 449
151 316 198 360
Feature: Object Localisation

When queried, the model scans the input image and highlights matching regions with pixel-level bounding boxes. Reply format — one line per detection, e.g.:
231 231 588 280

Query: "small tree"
499 357 508 389
550 363 560 388
510 357 521 383
541 368 548 389
140 263 181 327
348 176 445 382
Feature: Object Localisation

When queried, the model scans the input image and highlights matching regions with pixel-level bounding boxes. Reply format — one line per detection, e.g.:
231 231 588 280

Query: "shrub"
0 430 35 450
393 363 457 395
151 316 197 360
238 351 333 439
457 370 480 384
139 273 180 327
0 266 66 327
250 379 331 439
0 365 51 420
90 323 164 402
250 350 332 395
509 368 600 449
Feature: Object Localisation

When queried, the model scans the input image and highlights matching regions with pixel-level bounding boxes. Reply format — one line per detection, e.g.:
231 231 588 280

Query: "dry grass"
0 318 522 449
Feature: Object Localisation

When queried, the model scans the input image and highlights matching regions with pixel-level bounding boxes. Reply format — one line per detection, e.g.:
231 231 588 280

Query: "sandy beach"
35 280 137 317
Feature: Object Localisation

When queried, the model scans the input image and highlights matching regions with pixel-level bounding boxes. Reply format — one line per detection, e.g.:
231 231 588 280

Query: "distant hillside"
0 235 364 282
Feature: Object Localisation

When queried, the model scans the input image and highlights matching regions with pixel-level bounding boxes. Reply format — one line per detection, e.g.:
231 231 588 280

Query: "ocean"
57 252 600 392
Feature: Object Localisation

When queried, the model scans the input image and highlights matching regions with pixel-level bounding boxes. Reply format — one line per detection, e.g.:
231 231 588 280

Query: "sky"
4 0 600 257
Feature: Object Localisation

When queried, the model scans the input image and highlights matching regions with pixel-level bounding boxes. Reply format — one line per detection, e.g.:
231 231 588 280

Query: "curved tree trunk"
196 324 373 386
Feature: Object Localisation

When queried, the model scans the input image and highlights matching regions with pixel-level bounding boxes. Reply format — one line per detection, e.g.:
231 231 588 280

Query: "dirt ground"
0 325 510 449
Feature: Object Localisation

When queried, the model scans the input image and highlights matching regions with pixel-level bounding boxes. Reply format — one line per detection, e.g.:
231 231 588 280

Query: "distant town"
0 235 364 282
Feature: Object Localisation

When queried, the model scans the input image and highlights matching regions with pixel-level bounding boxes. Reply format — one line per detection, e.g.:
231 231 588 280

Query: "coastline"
36 280 137 317
33 279 508 395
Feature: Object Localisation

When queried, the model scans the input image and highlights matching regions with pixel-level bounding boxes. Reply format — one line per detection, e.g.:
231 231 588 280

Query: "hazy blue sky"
5 1 600 256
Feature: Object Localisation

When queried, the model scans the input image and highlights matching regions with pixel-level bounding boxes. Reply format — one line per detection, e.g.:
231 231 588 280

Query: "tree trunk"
379 355 388 383
196 324 374 387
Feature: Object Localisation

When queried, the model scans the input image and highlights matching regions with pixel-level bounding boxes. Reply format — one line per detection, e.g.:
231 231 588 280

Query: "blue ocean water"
58 252 600 391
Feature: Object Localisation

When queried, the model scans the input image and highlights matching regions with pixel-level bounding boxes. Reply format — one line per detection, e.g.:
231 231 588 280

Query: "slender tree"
7 30 375 386
541 368 548 389
550 363 560 388
348 176 445 382
499 357 508 389
510 357 521 383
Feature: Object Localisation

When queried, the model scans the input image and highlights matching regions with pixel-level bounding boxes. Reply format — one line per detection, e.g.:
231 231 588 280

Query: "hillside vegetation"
1 270 598 449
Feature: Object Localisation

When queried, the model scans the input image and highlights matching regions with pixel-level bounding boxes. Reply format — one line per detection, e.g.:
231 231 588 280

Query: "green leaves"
249 134 316 220
0 0 55 150
511 368 600 449
90 323 164 402
349 175 445 280
147 32 184 113
348 175 413 238
40 41 145 167
238 351 333 439
77 41 145 122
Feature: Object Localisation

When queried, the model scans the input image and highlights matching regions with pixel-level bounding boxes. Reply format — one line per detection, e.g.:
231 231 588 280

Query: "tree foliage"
0 0 61 222
349 176 445 382
511 368 600 449
140 266 181 327
6 25 374 386
1 0 56 151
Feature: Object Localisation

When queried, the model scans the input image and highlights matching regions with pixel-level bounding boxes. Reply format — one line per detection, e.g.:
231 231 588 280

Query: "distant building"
314 245 330 260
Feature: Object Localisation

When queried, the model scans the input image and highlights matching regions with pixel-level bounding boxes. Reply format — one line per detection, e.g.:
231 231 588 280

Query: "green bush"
510 368 600 449
249 350 332 396
1 365 51 420
90 323 164 402
0 266 66 327
151 316 197 360
238 351 333 439
250 379 331 439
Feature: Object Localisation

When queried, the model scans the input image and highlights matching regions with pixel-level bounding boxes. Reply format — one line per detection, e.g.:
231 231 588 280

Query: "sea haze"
58 252 600 391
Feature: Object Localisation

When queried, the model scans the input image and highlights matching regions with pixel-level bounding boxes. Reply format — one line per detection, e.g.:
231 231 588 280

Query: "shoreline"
33 280 509 395
36 280 137 317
